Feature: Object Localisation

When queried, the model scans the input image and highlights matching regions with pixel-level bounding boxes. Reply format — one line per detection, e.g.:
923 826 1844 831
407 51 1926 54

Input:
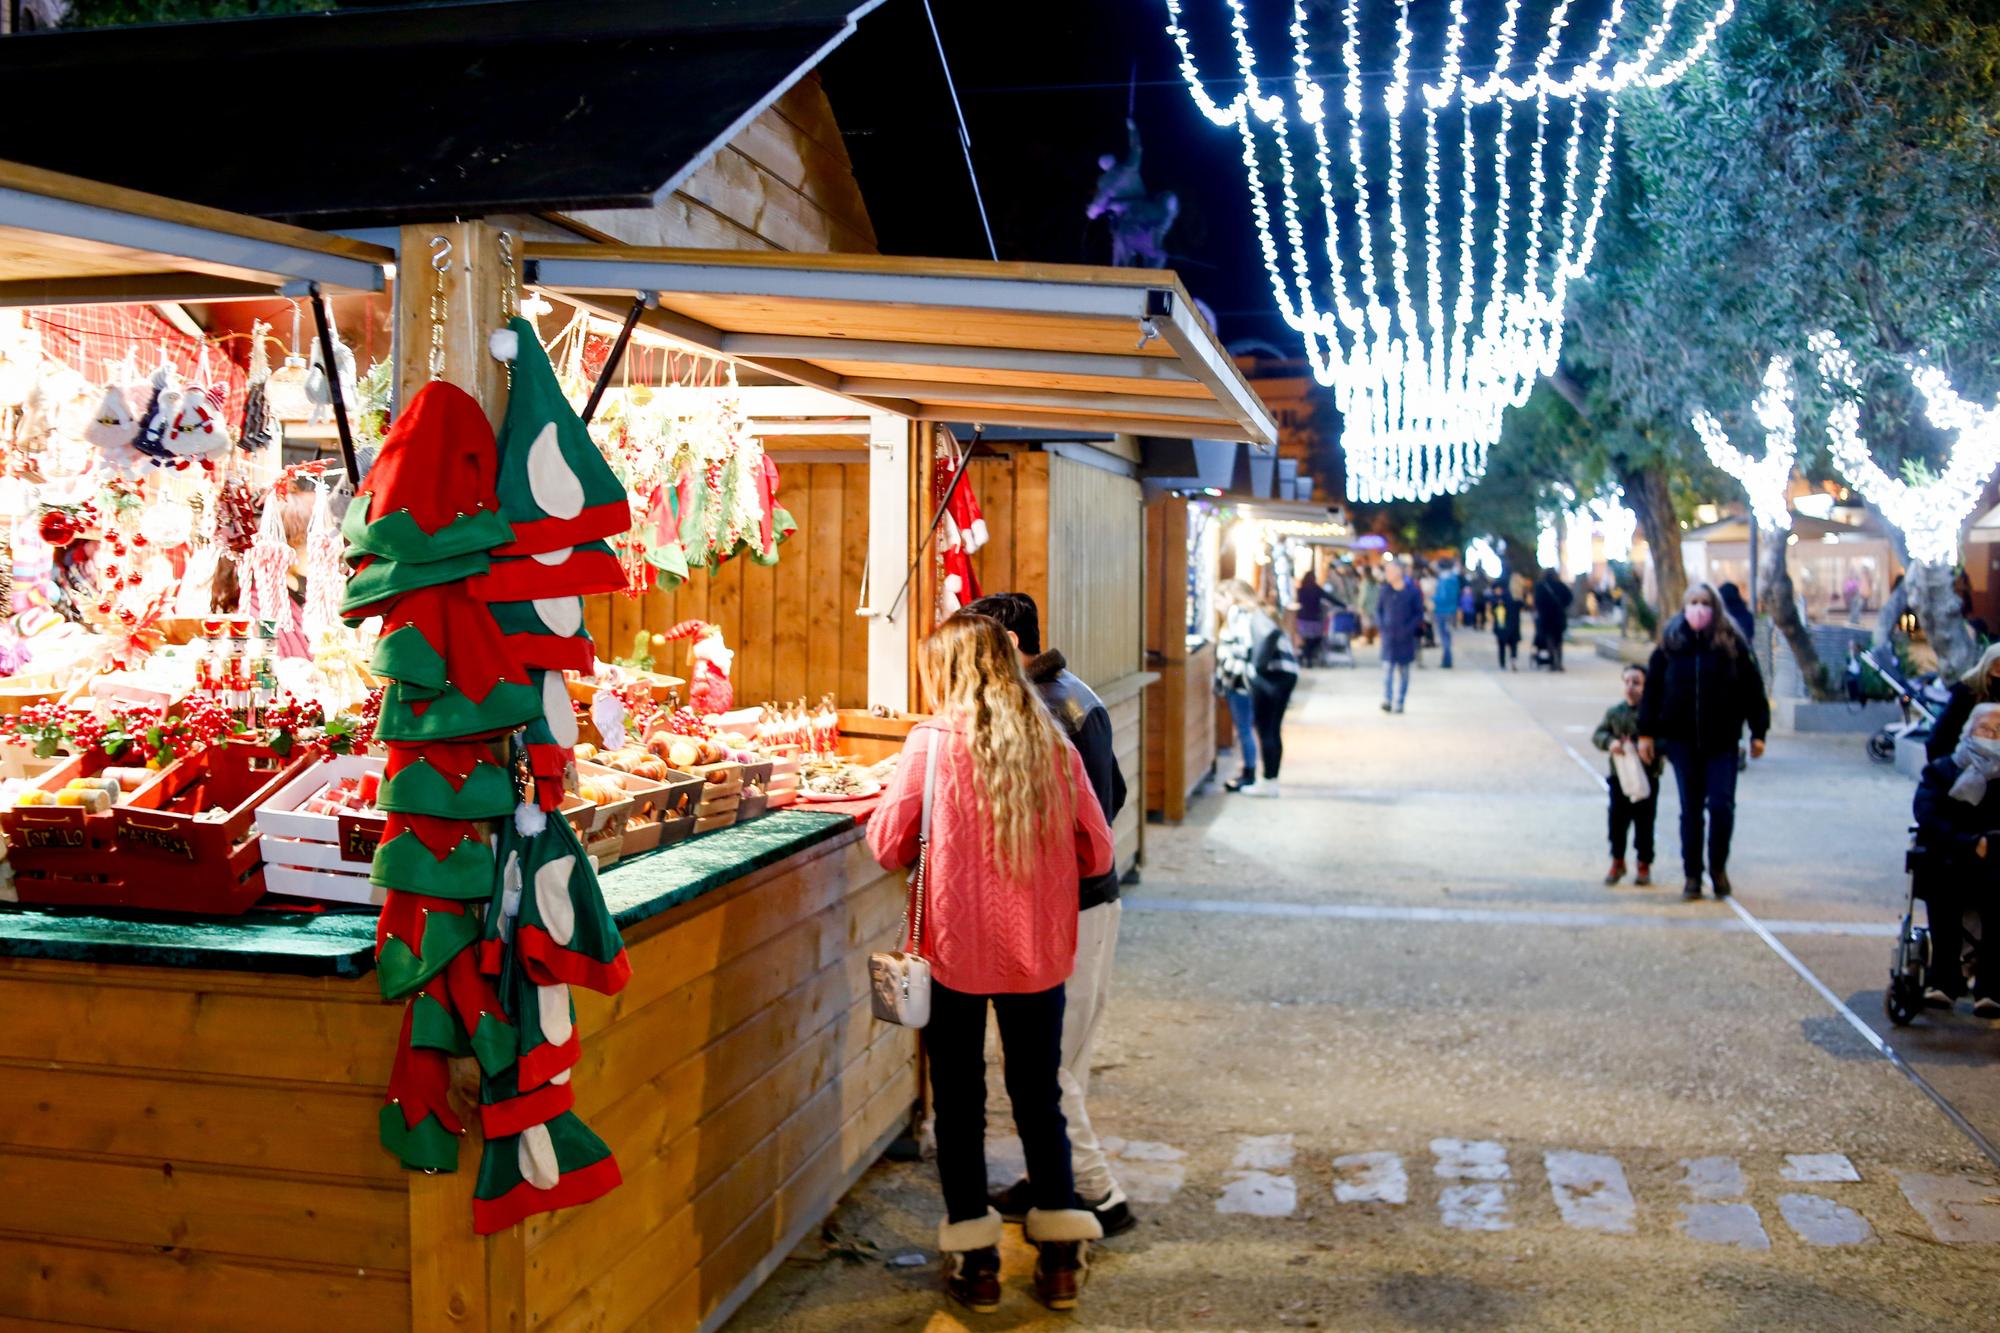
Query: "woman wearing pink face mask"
1636 583 1771 901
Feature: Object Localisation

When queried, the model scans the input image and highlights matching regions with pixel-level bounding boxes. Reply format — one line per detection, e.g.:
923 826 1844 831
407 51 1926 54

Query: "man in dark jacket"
1533 568 1574 670
1913 701 2000 1017
965 592 1136 1235
1376 558 1425 713
1637 585 1773 900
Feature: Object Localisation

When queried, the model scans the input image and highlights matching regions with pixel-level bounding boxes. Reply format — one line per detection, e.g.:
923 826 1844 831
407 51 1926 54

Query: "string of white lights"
1163 1 1735 502
1809 331 2000 566
1690 355 1797 532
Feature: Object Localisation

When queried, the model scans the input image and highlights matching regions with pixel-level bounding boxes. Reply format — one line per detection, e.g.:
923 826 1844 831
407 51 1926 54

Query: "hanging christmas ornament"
301 481 345 643
165 383 231 457
37 508 78 548
240 319 281 453
139 496 195 549
82 380 136 451
243 488 295 625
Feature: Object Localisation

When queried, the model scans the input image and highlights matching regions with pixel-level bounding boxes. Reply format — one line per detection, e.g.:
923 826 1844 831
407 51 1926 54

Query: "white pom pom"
489 328 520 363
944 573 962 595
513 800 547 838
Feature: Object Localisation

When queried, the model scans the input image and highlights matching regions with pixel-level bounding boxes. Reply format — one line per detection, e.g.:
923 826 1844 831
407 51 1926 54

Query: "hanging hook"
430 235 454 273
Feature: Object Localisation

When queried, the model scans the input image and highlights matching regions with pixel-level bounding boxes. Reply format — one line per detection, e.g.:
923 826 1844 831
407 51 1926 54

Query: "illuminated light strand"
1164 1 1733 501
1690 355 1797 532
1810 331 2000 566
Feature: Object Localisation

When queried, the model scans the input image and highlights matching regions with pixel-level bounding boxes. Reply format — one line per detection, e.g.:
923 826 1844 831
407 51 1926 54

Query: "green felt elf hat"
373 677 543 745
491 316 631 557
377 752 518 821
495 811 630 996
490 596 596 673
472 1110 621 1234
343 380 513 564
340 549 491 621
372 819 496 902
374 892 483 1003
469 540 625 602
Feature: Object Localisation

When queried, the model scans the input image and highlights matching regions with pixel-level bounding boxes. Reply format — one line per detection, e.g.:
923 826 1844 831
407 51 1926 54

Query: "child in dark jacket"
1594 663 1664 886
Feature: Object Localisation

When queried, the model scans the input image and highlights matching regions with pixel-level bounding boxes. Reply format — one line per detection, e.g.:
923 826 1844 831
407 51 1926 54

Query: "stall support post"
867 414 914 710
395 221 510 428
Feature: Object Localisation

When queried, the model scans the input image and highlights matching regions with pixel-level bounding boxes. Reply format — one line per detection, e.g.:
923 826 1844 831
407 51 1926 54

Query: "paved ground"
727 637 2000 1331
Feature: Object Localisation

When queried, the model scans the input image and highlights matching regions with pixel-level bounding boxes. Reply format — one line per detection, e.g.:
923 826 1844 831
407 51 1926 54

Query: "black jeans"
926 981 1071 1224
1496 637 1518 668
1251 674 1296 780
1608 776 1657 862
1664 742 1738 878
1919 870 1988 999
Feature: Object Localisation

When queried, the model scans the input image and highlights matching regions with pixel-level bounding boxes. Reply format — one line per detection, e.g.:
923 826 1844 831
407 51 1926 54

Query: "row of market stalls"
0 3 1275 1327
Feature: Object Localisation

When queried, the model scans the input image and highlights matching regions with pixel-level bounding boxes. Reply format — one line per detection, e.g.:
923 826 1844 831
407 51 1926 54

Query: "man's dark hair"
1622 663 1647 681
963 592 1041 655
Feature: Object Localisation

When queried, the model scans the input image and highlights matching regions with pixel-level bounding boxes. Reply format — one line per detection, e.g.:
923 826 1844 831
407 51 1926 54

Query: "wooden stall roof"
523 246 1280 446
0 161 390 307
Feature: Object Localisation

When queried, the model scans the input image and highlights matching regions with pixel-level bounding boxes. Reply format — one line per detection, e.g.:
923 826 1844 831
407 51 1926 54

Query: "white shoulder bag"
869 736 940 1027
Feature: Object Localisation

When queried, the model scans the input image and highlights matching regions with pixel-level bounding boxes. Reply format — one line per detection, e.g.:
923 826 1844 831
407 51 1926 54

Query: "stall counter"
0 810 919 1333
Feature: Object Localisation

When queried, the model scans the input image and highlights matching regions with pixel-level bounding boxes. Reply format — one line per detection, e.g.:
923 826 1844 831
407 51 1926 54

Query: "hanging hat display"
489 596 596 674
343 381 513 564
164 383 231 457
468 541 626 602
471 1112 621 1236
491 316 630 556
82 380 136 452
378 742 519 820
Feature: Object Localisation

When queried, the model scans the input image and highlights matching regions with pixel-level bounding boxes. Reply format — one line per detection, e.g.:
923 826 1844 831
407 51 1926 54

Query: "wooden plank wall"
572 74 881 711
957 448 1049 618
0 959 409 1332
1043 455 1142 693
1105 690 1144 876
520 831 917 1333
568 76 877 256
585 461 873 710
1142 497 1217 821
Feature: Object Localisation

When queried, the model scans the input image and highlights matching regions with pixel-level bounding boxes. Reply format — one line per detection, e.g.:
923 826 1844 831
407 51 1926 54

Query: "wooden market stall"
1143 492 1221 823
0 139 1271 1333
0 7 1276 1331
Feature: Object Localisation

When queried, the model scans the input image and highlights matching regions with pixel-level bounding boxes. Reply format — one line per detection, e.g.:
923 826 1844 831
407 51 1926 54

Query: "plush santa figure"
663 618 734 717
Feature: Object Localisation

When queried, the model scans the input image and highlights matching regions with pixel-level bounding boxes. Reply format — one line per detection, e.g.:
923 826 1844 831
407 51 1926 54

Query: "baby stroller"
1856 646 1943 765
1324 610 1359 668
1885 824 1934 1026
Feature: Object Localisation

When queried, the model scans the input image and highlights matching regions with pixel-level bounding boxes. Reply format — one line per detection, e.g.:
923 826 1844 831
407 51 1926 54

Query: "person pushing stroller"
1912 701 2000 1018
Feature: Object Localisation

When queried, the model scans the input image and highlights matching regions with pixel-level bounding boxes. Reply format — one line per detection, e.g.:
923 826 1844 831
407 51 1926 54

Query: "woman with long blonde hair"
867 612 1115 1313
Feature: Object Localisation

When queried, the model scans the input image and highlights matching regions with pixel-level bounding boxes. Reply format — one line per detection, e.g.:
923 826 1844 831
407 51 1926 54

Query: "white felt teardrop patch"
526 422 587 520
538 983 574 1045
542 672 580 748
534 596 583 638
534 853 577 946
499 850 523 941
518 1123 561 1190
550 1068 572 1086
531 545 573 566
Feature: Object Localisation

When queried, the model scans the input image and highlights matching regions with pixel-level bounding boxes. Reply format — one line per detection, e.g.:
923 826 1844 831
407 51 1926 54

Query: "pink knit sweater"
866 716 1114 995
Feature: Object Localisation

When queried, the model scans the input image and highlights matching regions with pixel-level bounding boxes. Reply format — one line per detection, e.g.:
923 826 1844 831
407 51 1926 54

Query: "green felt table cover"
0 810 856 977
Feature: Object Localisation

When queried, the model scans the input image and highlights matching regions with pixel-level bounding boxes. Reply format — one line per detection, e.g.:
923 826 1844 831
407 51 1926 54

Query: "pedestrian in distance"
1926 642 2000 762
1911 701 2000 1018
1295 569 1331 668
1377 558 1425 713
1594 663 1662 886
1433 558 1463 669
1216 583 1261 791
1533 567 1574 671
1637 583 1772 901
865 613 1115 1314
1491 573 1526 670
1358 565 1381 644
963 593 1137 1239
1216 579 1299 795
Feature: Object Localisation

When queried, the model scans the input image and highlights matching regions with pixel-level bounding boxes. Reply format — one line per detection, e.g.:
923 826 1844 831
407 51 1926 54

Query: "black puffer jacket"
1638 614 1771 755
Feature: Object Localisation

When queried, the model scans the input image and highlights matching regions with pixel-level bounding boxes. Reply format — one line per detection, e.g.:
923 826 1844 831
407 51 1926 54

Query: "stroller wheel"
1866 730 1897 765
1885 978 1921 1027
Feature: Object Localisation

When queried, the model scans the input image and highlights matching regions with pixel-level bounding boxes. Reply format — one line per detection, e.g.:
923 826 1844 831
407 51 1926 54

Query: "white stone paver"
1334 1151 1409 1205
1894 1172 2000 1244
1679 1202 1772 1250
1545 1150 1637 1235
1778 1193 1875 1246
1781 1153 1861 1183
